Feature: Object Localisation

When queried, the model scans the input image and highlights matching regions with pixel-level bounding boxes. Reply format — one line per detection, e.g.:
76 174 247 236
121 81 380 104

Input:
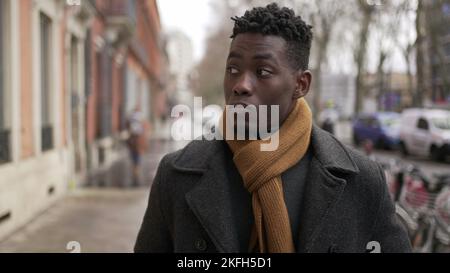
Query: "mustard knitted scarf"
224 98 312 253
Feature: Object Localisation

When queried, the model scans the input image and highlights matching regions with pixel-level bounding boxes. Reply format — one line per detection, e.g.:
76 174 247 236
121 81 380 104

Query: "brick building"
0 0 168 241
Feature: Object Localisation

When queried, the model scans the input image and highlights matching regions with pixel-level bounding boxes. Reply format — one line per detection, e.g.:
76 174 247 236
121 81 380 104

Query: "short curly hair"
230 3 313 71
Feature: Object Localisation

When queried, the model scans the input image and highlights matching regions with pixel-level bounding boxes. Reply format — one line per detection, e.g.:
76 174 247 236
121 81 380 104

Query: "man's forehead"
230 33 286 49
228 34 286 60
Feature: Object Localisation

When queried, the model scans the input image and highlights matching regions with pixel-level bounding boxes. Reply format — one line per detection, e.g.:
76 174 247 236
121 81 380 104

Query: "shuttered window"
0 1 11 164
40 12 53 151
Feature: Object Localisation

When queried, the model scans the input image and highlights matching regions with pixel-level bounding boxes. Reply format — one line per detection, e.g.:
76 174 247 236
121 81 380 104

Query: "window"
0 1 11 164
70 35 82 172
96 43 112 139
379 116 400 129
431 116 450 130
40 13 53 151
0 1 4 131
357 117 368 127
417 118 429 131
95 43 112 139
367 117 380 128
95 51 103 139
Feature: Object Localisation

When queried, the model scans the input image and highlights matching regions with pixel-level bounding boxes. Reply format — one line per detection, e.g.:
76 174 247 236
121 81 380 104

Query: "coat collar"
172 125 360 252
172 125 359 175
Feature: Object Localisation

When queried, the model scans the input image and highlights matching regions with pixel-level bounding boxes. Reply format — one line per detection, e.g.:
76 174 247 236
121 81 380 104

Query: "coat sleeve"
134 156 173 252
370 164 412 253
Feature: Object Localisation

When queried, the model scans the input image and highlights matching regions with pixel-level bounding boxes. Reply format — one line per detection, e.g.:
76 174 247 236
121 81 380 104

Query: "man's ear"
293 70 312 99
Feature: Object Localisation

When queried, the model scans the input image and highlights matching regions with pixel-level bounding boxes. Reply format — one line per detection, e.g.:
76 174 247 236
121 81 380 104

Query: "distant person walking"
319 101 339 135
321 117 335 135
126 106 149 186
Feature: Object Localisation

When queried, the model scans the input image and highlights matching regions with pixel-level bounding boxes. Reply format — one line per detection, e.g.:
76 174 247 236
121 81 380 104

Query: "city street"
1 0 450 256
0 121 449 253
0 120 448 253
335 121 450 178
356 147 450 178
0 139 180 253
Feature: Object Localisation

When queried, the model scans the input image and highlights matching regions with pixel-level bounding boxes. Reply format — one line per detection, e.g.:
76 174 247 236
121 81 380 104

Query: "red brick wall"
19 0 34 159
85 0 166 142
85 17 105 144
135 0 163 81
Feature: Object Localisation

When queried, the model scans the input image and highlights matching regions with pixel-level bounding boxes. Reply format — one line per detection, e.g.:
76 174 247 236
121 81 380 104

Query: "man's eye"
257 68 272 77
227 67 239 74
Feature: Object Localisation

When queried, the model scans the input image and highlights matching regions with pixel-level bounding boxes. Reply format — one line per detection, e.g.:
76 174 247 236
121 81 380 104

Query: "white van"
399 108 450 161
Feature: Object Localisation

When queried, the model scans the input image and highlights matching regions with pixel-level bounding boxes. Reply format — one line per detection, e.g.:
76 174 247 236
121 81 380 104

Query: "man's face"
223 33 310 132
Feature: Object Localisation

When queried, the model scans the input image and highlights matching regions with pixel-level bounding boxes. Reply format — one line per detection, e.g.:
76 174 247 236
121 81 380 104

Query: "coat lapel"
298 126 360 252
297 156 347 252
178 140 243 253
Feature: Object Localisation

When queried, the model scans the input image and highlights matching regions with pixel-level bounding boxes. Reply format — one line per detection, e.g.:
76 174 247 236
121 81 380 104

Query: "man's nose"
233 73 253 96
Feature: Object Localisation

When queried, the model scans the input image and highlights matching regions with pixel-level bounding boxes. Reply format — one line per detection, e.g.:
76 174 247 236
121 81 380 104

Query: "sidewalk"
0 188 148 253
0 139 182 253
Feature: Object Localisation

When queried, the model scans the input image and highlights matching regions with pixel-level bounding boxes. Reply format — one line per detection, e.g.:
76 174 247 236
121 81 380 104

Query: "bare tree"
193 28 230 105
295 0 348 120
390 0 417 108
415 0 427 107
193 0 245 105
354 0 377 114
425 0 450 104
370 0 413 110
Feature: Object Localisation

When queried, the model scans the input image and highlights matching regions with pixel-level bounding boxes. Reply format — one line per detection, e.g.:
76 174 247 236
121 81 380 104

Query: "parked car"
399 108 450 161
352 112 401 150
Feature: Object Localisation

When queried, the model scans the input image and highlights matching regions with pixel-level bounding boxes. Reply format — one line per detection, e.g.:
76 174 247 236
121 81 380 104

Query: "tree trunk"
313 40 328 122
415 0 425 107
354 3 373 114
376 50 387 111
404 47 414 108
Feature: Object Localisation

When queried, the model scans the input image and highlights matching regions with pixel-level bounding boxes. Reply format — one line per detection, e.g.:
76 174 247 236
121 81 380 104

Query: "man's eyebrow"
227 51 243 60
253 53 279 65
227 51 278 64
252 53 275 61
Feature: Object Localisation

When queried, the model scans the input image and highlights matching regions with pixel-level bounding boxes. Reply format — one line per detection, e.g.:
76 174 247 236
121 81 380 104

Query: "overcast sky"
156 0 412 74
157 0 213 62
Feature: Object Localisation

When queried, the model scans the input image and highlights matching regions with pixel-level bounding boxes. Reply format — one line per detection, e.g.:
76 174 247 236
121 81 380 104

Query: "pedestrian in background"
319 100 339 135
126 106 149 187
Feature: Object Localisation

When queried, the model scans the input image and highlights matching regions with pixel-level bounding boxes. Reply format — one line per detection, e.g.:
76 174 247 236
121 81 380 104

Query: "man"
135 3 411 253
126 106 148 186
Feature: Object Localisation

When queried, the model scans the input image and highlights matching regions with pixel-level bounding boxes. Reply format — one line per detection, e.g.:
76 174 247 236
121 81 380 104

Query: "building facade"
166 30 194 107
0 0 168 241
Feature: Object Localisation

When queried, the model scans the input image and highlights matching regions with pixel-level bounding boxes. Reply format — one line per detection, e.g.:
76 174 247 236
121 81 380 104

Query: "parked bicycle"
378 158 450 252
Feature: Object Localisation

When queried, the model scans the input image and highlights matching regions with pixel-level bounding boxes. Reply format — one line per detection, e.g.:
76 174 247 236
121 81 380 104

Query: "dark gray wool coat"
134 125 412 253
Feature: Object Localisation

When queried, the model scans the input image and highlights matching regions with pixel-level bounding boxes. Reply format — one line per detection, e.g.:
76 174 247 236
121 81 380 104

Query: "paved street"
0 139 183 253
353 147 450 178
0 188 148 253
